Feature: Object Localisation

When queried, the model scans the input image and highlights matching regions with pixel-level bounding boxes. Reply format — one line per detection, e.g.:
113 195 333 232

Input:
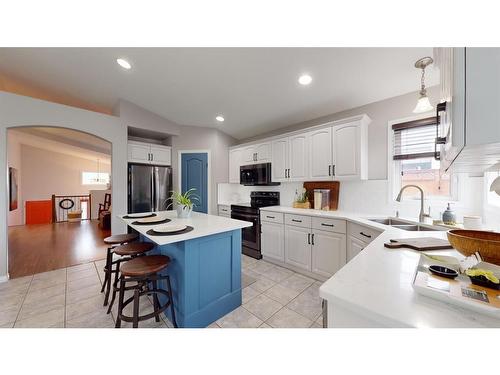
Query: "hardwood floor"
8 220 111 279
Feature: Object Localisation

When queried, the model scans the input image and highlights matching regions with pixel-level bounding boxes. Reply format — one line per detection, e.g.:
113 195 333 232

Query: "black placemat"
131 218 171 226
123 213 157 219
146 226 194 236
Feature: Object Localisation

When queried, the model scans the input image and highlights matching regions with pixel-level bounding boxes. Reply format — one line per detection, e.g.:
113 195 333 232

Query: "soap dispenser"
442 203 456 225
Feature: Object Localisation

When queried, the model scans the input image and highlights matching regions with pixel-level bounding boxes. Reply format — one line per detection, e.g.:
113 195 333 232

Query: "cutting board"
384 237 453 251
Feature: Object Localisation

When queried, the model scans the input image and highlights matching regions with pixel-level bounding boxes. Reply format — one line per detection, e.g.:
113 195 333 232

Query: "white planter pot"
176 205 193 218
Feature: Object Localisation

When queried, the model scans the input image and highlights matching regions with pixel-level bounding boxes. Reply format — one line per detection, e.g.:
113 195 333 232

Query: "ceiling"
11 127 111 164
0 48 438 140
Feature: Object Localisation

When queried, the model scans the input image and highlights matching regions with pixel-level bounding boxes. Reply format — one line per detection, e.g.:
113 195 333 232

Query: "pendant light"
412 56 434 113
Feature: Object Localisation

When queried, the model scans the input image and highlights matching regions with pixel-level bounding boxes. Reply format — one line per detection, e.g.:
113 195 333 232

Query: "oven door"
231 211 260 251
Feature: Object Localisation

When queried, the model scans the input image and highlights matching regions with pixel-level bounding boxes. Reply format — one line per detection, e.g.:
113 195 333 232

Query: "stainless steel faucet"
395 184 431 223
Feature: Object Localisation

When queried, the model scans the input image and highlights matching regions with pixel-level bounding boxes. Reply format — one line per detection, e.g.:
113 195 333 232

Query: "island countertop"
120 210 252 246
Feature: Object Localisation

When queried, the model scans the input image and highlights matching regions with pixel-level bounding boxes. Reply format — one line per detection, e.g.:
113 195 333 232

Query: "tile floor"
0 255 323 328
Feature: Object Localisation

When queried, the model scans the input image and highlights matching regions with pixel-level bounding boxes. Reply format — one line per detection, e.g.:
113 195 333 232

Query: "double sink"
368 218 448 232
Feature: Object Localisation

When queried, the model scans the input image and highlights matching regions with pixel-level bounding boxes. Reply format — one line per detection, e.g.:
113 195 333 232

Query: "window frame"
387 115 459 204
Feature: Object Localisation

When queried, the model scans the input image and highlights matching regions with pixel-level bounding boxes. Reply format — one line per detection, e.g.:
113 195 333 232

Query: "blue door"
181 153 208 213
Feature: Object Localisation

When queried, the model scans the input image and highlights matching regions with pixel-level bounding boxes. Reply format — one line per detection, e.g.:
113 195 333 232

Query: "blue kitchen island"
121 211 252 328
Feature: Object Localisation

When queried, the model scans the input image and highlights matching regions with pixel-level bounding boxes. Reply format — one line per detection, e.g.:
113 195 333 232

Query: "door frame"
177 150 211 214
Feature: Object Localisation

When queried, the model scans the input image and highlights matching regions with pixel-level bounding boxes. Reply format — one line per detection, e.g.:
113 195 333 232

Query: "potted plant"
166 188 199 218
293 187 311 209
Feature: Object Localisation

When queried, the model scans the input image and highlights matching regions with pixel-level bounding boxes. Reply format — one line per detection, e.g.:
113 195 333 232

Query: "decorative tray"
412 254 500 318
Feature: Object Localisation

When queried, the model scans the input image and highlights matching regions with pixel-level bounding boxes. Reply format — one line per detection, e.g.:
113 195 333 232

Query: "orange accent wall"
25 200 53 225
0 73 113 115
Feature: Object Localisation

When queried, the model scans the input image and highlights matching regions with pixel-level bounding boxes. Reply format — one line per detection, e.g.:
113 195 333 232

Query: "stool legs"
115 277 126 328
101 247 111 294
106 259 122 314
132 288 140 328
151 280 161 323
166 276 178 328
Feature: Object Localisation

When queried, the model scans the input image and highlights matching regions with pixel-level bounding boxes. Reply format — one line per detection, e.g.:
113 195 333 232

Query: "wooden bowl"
447 229 500 266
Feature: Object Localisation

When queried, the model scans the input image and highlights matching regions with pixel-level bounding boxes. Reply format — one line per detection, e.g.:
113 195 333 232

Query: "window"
392 117 454 200
82 172 110 185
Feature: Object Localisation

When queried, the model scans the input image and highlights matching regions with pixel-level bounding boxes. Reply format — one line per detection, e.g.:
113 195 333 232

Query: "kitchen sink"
368 218 448 232
368 218 411 226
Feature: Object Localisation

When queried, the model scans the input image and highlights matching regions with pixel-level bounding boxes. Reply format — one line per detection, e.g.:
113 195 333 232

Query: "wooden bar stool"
102 233 139 306
115 255 177 328
106 242 155 314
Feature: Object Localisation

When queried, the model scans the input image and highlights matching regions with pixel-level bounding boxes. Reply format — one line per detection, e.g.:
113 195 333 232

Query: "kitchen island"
121 211 252 328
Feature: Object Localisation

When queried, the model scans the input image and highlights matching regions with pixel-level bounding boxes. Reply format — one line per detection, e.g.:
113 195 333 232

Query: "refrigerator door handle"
151 167 155 212
154 167 160 211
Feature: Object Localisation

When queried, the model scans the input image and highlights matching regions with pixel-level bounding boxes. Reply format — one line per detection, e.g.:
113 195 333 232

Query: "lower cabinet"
312 230 346 278
347 235 366 262
284 225 312 271
261 222 285 262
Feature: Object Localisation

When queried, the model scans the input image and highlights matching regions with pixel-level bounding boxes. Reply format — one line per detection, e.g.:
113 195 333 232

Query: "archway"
7 126 113 277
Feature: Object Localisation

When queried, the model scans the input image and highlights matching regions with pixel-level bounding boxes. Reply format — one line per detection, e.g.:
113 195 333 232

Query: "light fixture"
215 115 225 122
298 74 312 85
116 58 132 70
412 57 433 113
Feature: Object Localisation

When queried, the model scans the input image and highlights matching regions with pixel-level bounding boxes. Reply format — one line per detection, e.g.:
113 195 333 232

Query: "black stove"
231 192 280 259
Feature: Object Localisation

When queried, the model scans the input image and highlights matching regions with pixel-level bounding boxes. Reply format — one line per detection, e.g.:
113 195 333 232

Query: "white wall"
7 131 22 226
0 91 128 280
19 144 110 214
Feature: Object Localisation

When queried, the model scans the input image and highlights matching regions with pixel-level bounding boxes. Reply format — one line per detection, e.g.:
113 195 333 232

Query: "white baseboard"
0 274 9 283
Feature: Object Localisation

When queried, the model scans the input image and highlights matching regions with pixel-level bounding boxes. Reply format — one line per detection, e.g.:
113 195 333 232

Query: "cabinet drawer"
284 214 312 228
347 222 382 244
312 217 346 234
260 211 284 224
218 205 231 216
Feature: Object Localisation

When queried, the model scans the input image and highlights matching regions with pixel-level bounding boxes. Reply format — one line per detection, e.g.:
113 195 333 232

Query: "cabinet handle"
308 233 311 245
328 165 331 176
284 168 287 178
332 165 335 176
360 232 372 239
311 233 315 245
287 168 290 178
321 223 334 227
151 153 153 161
291 219 302 223
266 215 275 219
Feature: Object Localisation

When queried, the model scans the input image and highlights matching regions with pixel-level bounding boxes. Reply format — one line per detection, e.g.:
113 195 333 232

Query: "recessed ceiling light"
116 58 131 70
216 115 225 122
298 74 312 85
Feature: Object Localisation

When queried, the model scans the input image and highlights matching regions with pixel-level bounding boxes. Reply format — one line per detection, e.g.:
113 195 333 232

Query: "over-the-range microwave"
240 162 280 186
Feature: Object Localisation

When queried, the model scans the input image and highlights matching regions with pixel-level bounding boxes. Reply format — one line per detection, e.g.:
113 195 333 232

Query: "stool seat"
120 255 170 277
114 242 155 256
104 233 139 245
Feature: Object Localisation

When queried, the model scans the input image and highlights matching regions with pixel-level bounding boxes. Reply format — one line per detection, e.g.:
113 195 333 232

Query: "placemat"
131 218 171 226
146 226 194 236
123 213 156 219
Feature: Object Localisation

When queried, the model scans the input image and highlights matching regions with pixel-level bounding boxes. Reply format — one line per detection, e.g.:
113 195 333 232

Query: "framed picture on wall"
9 167 18 211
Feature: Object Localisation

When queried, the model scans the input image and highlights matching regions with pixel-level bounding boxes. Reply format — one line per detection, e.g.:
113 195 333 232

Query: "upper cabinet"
436 47 500 173
128 141 171 166
228 114 370 184
229 148 243 183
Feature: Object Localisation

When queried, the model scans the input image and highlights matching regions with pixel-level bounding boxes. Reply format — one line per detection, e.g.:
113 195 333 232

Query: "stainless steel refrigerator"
128 163 172 213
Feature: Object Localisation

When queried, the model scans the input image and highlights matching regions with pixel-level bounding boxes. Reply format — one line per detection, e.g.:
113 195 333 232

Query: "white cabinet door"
284 225 311 271
128 142 151 164
150 145 171 166
261 222 285 262
271 137 289 182
229 148 243 183
242 146 256 164
347 235 366 262
309 127 333 180
256 142 271 162
311 230 346 278
333 122 361 180
288 133 309 181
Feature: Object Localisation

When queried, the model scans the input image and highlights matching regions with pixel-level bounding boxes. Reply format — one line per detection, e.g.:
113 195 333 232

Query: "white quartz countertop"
120 211 252 246
261 205 500 327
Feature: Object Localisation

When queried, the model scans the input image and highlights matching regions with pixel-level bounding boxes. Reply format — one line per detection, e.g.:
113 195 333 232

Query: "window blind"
392 117 438 160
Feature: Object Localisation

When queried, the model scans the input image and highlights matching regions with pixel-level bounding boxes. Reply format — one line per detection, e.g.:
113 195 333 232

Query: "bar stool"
106 241 155 314
102 233 139 306
115 255 177 328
